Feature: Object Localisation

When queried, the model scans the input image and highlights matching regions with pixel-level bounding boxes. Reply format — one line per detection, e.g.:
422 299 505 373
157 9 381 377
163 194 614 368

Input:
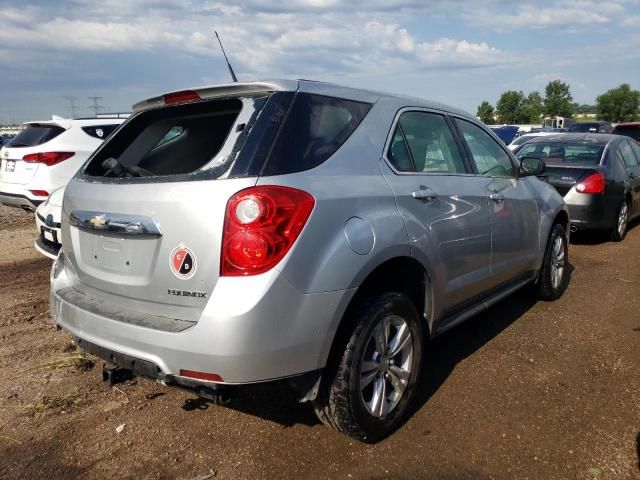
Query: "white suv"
0 115 128 211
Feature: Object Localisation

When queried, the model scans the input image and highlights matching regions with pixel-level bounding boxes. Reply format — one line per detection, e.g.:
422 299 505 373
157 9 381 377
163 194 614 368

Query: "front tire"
537 223 569 300
313 292 424 443
610 200 629 242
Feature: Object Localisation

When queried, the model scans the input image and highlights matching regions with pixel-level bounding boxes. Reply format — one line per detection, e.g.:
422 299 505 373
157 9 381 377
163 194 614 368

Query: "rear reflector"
163 90 202 105
29 190 49 197
23 152 75 167
179 369 223 382
575 172 605 194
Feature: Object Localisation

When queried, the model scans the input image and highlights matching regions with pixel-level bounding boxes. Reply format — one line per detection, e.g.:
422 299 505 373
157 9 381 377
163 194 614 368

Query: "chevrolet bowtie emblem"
89 215 108 228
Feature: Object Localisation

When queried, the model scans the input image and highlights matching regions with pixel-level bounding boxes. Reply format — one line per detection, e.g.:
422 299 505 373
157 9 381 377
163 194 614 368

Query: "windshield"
516 142 605 165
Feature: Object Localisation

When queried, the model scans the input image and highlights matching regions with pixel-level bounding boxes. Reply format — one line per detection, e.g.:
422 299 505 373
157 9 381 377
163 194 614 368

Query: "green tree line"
477 80 640 124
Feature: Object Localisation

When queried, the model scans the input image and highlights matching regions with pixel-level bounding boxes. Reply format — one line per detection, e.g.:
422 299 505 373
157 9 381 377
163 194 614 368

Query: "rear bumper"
51 253 354 385
0 190 43 210
565 193 619 230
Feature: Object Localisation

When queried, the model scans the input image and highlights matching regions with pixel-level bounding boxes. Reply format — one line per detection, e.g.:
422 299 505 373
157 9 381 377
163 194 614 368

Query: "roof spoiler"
131 81 295 112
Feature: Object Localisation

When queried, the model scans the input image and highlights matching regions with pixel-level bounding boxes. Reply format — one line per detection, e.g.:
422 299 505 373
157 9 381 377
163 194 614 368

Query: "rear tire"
610 200 629 242
537 223 569 301
313 292 424 443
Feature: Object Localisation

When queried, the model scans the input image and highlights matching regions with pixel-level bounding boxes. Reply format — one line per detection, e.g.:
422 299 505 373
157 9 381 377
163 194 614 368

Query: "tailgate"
61 177 256 322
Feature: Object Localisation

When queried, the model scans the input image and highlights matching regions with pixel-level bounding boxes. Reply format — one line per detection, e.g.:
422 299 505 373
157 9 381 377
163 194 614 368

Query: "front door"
380 110 493 313
452 118 540 285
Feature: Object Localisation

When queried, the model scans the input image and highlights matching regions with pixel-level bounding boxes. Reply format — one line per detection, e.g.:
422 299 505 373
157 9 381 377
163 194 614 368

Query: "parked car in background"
508 131 561 150
35 187 64 259
489 125 519 145
0 134 15 146
514 133 640 240
0 115 128 211
51 80 569 442
612 122 640 143
568 121 613 133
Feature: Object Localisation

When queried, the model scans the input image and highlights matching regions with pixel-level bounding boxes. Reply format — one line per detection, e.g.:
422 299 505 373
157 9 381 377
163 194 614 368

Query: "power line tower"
63 96 79 118
88 96 105 116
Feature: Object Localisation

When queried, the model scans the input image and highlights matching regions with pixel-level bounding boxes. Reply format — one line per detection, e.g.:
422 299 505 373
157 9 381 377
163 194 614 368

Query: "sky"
0 0 639 123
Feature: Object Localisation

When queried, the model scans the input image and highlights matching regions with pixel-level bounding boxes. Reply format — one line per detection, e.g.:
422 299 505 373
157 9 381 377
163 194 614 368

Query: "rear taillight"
163 90 201 105
221 186 315 276
22 152 74 167
575 172 605 194
29 190 49 197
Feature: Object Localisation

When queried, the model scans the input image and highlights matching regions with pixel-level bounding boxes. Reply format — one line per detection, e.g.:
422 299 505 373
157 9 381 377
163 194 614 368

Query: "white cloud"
468 0 625 30
0 3 509 77
621 15 640 27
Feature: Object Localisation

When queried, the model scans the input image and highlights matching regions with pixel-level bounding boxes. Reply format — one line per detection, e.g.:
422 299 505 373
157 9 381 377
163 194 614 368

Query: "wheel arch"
320 256 432 377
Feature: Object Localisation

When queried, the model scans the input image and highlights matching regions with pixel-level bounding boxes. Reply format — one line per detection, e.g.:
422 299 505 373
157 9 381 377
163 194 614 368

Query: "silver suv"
51 80 569 442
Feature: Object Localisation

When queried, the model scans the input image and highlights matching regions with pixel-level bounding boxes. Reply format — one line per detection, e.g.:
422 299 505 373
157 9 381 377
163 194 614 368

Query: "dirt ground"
0 204 639 480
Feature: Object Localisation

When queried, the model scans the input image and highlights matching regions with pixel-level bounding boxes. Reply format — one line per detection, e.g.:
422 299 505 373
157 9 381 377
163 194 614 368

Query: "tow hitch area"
102 364 135 386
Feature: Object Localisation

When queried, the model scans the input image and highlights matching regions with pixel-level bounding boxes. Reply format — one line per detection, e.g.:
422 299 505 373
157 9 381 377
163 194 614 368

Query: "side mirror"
520 156 545 176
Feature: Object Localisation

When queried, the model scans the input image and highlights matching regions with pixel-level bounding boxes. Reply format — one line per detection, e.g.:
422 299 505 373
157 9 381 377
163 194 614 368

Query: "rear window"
83 97 251 179
8 125 65 147
82 124 120 140
80 92 372 182
613 126 640 141
516 142 605 165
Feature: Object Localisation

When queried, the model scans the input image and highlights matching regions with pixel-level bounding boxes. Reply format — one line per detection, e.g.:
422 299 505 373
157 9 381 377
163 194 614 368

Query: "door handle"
411 188 437 201
489 192 504 202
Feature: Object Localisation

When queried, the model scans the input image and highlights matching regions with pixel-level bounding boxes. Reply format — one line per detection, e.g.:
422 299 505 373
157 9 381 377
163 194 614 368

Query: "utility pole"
88 96 105 116
63 96 79 118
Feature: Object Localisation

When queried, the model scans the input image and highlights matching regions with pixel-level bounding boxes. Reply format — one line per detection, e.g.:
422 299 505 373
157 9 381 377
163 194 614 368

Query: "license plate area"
41 226 58 243
75 229 160 279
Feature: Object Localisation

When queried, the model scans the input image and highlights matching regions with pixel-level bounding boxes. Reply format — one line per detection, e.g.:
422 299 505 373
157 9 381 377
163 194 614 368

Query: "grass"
32 391 86 416
29 353 95 373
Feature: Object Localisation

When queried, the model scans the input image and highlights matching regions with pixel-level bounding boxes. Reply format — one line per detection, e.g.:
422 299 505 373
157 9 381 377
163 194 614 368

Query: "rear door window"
629 141 640 164
8 125 65 147
387 111 466 174
455 119 515 177
619 141 639 167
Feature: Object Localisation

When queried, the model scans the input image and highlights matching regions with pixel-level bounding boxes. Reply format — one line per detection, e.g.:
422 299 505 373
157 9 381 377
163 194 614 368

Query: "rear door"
453 118 540 285
380 109 493 310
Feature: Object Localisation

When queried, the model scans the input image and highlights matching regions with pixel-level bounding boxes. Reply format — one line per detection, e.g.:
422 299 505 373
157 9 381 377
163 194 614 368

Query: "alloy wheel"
359 314 413 418
617 202 628 238
550 235 565 290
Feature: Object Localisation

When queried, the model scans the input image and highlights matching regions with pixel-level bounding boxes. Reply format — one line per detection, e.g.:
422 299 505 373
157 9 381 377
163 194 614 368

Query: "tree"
496 90 525 124
476 101 495 124
596 84 640 122
544 80 574 117
521 91 543 123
